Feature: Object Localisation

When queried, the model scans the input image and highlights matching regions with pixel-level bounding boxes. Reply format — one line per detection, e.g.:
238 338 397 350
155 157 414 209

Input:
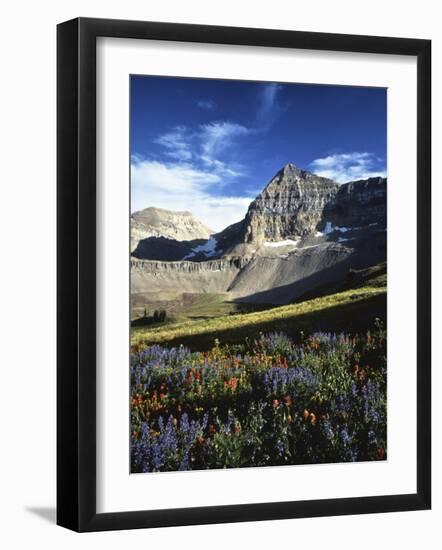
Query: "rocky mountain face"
131 163 387 304
319 176 386 230
131 207 212 252
241 163 339 244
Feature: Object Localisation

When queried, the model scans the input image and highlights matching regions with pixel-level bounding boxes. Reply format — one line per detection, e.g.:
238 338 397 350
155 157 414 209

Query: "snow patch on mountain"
183 236 220 259
264 239 300 248
316 222 357 236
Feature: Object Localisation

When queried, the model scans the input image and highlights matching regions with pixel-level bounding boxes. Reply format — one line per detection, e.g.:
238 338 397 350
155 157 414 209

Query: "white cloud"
152 121 249 181
132 160 220 194
196 99 215 110
154 126 192 162
257 83 284 123
199 156 243 179
131 159 252 231
200 121 251 159
133 120 255 230
309 152 386 183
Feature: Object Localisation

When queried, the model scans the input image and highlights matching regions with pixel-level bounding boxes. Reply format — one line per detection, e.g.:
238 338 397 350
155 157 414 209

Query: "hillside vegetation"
132 282 386 351
131 329 387 472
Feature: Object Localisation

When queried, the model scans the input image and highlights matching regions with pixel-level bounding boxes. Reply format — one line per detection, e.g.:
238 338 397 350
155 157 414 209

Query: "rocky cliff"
131 256 251 273
319 176 386 230
241 163 339 244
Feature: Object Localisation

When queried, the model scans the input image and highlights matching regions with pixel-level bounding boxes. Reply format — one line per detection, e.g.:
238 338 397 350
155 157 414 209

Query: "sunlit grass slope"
132 284 386 351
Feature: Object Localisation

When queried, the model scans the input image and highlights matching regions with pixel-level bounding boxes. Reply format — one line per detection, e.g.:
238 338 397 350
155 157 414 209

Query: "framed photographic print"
57 17 431 532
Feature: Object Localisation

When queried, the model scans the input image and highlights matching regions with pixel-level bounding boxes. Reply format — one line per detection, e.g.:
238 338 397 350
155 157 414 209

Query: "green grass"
132 284 386 351
175 293 269 319
131 292 271 322
131 263 387 351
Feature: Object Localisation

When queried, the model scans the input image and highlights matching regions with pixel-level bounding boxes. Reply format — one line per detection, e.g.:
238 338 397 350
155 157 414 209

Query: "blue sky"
131 76 386 231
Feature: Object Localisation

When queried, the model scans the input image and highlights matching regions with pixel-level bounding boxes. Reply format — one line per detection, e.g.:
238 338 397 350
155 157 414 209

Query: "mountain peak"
134 206 193 217
279 162 303 176
131 207 213 252
240 163 339 243
260 163 336 197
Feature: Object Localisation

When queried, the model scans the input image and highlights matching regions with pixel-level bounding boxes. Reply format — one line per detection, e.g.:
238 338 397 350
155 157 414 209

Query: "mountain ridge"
131 163 386 305
131 206 213 253
131 163 386 261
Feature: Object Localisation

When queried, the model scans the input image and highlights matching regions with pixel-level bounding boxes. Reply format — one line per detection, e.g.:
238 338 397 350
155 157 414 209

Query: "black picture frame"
57 17 431 532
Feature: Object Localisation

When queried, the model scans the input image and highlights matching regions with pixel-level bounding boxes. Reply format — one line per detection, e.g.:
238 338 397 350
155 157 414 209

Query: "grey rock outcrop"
241 163 339 244
319 177 386 230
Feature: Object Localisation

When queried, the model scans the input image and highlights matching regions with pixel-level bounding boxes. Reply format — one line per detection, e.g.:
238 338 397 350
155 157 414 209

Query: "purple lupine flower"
340 428 351 446
323 420 334 441
276 440 285 457
348 448 358 462
368 430 377 445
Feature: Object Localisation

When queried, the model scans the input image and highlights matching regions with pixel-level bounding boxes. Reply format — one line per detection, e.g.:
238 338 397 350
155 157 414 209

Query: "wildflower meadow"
131 323 387 473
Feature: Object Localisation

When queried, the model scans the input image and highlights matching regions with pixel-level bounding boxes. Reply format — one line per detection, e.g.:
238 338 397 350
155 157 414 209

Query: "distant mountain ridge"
131 163 386 304
131 206 212 253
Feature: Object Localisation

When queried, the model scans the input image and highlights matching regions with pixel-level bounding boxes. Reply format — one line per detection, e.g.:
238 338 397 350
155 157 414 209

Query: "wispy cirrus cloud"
151 120 250 183
200 121 251 159
133 119 255 231
149 84 283 185
154 126 192 162
196 99 215 110
256 83 284 125
309 152 386 183
131 158 252 231
132 87 285 229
